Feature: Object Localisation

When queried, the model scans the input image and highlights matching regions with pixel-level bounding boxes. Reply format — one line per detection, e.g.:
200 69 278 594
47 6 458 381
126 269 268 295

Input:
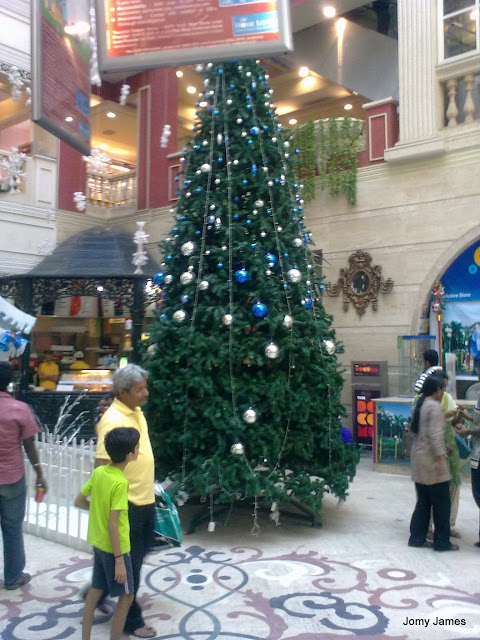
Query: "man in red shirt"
0 362 47 590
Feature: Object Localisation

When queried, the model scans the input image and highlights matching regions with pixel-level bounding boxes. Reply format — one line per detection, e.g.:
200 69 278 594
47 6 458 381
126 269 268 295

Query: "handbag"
152 488 182 549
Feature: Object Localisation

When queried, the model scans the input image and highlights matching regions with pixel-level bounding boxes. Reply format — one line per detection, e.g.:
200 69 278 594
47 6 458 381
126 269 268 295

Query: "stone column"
384 0 444 162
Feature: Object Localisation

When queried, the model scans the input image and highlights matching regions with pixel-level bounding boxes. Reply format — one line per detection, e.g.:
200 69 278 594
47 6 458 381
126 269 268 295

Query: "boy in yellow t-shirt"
75 427 139 640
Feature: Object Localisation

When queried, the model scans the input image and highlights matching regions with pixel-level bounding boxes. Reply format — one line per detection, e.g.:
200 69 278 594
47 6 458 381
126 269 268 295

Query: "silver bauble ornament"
231 442 244 455
323 339 336 355
199 280 209 291
283 314 293 328
164 274 173 285
265 343 279 359
243 408 257 424
255 199 264 207
217 133 223 144
222 314 233 325
201 163 211 172
181 241 195 256
146 344 157 354
287 268 302 283
173 310 186 322
293 238 302 247
180 271 194 285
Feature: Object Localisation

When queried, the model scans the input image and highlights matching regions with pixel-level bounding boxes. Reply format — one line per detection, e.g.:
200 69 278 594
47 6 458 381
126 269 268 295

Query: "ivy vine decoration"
293 117 365 205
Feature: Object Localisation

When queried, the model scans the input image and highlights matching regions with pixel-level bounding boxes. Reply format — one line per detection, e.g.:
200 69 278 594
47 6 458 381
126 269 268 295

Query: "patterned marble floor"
2 457 480 640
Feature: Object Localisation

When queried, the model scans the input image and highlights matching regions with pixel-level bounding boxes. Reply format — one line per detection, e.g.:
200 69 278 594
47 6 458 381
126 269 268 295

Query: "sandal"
435 543 459 551
129 626 157 638
408 540 433 548
450 529 461 538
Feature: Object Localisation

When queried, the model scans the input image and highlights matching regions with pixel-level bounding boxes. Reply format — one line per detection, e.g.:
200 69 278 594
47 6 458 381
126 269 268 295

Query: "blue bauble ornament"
217 262 224 268
153 272 165 286
252 302 268 318
180 294 189 304
265 253 277 266
251 164 257 175
207 215 215 224
304 299 313 309
250 126 260 136
234 214 240 220
234 269 248 283
178 216 185 221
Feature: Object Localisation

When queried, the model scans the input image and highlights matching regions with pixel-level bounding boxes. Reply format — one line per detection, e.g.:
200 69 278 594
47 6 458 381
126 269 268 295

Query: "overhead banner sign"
96 0 293 74
32 0 91 155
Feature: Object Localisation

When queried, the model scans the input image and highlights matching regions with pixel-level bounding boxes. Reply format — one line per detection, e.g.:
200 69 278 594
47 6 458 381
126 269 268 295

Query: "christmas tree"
145 59 358 525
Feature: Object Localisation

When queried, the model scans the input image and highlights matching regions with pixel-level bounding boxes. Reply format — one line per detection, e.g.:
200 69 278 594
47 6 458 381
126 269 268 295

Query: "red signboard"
96 0 292 73
32 0 91 155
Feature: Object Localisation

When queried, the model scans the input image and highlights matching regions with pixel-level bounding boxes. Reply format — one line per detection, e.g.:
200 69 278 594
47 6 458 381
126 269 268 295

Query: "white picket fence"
23 432 95 553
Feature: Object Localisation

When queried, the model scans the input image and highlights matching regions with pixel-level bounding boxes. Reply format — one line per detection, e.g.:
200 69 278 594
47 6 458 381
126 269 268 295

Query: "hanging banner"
442 240 480 302
32 0 91 155
95 0 292 74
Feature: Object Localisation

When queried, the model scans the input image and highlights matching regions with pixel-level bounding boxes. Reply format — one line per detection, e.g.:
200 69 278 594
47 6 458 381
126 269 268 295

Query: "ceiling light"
176 70 184 77
323 6 336 18
301 76 315 89
344 103 353 110
106 111 116 118
186 86 197 94
298 66 309 77
288 118 297 125
65 116 73 122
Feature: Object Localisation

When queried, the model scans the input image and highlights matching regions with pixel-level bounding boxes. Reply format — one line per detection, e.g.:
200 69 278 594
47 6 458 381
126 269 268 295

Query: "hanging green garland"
293 117 364 206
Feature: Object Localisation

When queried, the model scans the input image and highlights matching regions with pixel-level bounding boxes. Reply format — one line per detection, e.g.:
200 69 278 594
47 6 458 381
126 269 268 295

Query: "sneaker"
5 572 31 590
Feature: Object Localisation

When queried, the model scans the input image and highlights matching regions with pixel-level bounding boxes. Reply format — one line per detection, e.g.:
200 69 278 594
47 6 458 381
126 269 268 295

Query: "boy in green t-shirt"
75 427 140 640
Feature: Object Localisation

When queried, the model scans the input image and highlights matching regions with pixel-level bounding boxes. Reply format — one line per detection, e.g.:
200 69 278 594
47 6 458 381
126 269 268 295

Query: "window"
440 0 479 61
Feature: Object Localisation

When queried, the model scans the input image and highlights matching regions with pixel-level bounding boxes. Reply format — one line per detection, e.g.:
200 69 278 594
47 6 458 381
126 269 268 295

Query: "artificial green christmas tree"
145 59 358 526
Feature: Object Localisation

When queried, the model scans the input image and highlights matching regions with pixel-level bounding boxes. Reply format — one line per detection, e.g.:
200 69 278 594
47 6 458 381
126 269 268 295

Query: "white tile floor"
2 455 480 639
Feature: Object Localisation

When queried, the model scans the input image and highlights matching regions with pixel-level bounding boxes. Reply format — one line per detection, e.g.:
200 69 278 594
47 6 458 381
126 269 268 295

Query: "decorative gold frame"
325 250 394 317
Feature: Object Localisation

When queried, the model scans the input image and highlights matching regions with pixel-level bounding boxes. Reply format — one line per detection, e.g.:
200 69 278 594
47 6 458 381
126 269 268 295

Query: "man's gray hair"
112 364 148 395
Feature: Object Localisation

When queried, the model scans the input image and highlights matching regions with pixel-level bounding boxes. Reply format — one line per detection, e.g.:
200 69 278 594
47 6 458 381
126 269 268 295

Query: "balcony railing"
86 170 137 209
437 55 480 127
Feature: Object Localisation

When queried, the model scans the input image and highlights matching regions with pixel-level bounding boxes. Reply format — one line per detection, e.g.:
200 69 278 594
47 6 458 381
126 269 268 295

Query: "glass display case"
397 335 436 396
57 369 113 393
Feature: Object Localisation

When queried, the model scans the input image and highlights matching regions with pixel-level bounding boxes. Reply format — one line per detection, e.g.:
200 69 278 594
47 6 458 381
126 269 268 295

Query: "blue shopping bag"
152 488 182 549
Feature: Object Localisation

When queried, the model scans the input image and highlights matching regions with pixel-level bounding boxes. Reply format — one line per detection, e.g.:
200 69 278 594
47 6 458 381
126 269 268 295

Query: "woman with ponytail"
408 374 458 551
